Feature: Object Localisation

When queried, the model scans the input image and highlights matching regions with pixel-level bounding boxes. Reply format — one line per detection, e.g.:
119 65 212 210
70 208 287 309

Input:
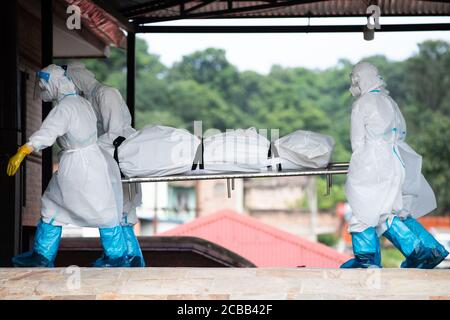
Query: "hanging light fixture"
363 25 375 40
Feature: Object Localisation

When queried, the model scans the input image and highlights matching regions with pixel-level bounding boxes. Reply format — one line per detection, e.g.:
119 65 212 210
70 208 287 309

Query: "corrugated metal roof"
108 0 450 22
160 209 351 267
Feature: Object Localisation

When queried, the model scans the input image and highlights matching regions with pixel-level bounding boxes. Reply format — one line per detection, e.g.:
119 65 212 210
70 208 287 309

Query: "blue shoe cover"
340 227 381 268
403 217 449 269
92 255 130 268
12 219 62 267
93 225 130 267
383 217 432 268
12 251 54 268
122 226 146 267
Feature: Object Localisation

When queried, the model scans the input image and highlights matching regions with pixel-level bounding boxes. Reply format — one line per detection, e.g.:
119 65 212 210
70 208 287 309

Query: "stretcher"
121 162 349 198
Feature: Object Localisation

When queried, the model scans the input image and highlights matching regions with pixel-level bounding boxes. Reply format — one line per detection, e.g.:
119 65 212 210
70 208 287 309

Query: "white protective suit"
31 64 123 228
345 62 436 235
66 62 141 225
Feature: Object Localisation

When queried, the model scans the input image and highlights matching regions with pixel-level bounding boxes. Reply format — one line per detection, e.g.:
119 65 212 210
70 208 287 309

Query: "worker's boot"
340 227 382 268
402 217 448 268
383 216 432 268
12 219 62 267
93 225 130 267
122 225 146 267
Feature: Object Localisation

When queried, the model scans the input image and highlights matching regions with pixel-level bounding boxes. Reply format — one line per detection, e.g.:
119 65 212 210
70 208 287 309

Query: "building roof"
59 0 127 47
102 0 450 24
160 209 350 267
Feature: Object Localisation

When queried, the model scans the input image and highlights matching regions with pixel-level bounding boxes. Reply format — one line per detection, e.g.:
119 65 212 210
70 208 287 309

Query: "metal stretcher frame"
122 162 350 198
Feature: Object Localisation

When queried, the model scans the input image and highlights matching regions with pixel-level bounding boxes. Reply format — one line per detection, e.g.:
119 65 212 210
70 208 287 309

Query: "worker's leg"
92 225 130 267
402 217 448 268
340 218 381 268
122 223 145 267
382 216 432 268
12 219 62 267
121 184 145 267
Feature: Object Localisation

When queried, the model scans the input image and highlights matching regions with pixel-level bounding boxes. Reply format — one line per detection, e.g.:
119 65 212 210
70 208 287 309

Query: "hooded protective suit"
341 62 446 269
66 62 145 267
345 62 436 235
31 64 123 228
66 61 141 226
8 64 129 267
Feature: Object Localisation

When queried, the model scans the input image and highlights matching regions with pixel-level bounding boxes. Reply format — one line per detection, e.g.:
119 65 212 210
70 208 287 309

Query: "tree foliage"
80 38 450 214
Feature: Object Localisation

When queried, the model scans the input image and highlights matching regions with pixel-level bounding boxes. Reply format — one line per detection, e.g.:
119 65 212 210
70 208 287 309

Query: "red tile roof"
160 209 350 268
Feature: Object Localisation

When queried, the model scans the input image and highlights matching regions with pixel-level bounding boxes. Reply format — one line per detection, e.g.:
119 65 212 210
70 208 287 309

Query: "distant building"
137 181 196 235
244 176 308 214
160 209 350 268
136 175 339 239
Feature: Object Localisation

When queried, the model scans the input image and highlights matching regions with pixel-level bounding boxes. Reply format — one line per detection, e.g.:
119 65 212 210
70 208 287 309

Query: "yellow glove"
7 144 34 176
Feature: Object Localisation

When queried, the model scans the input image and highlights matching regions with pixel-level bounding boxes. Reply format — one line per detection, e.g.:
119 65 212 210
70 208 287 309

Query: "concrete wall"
1 268 450 300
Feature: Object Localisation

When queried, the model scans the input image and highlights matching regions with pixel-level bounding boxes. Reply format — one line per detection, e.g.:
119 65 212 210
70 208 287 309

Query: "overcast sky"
138 17 450 74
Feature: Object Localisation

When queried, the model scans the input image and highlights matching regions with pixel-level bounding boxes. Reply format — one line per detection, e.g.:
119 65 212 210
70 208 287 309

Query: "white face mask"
349 85 361 97
349 74 361 97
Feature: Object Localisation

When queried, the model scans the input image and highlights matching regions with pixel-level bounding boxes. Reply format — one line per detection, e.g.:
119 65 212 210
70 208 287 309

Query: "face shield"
33 70 53 102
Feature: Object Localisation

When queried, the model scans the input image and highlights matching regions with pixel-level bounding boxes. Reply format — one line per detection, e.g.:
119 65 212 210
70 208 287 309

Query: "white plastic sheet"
116 125 200 177
192 128 271 174
274 130 335 169
108 126 336 177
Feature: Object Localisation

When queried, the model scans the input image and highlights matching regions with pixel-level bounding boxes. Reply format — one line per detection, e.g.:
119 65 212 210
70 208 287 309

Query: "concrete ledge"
1 268 450 300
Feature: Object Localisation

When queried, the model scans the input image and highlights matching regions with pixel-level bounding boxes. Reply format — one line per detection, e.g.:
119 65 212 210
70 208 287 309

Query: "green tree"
72 39 449 214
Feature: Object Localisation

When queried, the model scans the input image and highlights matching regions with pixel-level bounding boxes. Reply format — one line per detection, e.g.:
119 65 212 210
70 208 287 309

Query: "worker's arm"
28 103 71 152
7 143 34 176
349 102 366 152
7 103 71 176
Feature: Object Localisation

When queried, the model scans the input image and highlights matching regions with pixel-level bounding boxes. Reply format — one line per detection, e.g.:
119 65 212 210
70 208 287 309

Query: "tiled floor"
1 268 449 300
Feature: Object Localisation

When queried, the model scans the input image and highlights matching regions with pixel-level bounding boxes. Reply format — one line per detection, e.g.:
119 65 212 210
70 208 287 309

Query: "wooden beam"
136 23 450 33
41 0 53 194
0 0 21 266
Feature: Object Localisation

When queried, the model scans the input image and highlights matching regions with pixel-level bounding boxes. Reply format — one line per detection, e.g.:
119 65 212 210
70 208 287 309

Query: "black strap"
267 142 282 172
191 137 204 170
113 136 126 177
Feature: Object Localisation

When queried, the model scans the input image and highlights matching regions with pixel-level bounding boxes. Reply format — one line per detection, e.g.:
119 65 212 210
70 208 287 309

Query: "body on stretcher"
98 125 337 178
97 125 345 198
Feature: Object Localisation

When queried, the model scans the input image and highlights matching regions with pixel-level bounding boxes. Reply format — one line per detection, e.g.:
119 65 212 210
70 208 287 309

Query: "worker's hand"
7 144 34 176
